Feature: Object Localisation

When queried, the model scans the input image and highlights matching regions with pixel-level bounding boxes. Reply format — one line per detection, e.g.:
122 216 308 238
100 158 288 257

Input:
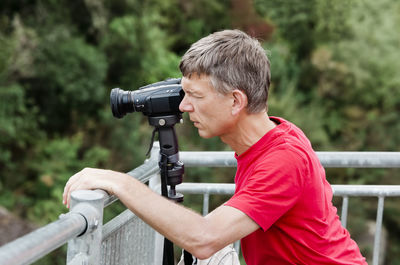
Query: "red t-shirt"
225 117 367 265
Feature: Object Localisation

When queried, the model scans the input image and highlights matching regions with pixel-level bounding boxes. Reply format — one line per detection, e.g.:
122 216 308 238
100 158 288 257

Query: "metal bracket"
66 190 105 265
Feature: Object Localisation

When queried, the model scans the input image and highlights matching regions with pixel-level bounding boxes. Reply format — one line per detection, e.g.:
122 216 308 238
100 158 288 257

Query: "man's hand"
62 168 130 208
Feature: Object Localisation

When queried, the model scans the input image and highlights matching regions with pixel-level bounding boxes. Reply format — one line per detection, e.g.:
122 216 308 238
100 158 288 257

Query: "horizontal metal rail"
177 183 400 196
0 213 86 265
180 151 400 168
332 185 400 196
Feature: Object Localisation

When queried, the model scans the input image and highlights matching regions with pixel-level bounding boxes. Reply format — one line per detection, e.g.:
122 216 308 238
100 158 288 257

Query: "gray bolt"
93 219 99 229
59 213 67 219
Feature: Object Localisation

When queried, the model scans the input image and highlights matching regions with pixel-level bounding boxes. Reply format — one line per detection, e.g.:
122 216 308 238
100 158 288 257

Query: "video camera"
110 78 183 118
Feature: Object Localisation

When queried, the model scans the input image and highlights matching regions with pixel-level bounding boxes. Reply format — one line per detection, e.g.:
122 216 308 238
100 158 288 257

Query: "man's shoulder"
239 116 315 169
254 142 310 172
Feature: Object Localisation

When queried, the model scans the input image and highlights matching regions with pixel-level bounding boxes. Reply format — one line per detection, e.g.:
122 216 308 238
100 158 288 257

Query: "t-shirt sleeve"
225 147 306 231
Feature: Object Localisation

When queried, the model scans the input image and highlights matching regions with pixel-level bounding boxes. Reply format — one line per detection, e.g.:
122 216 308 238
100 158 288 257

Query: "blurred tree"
231 0 274 40
31 33 107 133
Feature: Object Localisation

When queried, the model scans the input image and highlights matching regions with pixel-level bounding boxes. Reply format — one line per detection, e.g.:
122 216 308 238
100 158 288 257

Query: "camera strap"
183 250 196 264
145 128 158 157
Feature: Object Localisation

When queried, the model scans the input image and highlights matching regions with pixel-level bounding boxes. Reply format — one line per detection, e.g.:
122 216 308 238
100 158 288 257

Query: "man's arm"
63 168 259 259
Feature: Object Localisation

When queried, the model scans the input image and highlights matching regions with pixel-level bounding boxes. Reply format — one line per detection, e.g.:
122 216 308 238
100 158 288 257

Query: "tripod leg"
163 238 175 265
183 250 195 264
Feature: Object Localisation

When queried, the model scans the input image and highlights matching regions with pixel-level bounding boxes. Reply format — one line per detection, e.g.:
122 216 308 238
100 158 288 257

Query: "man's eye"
185 90 202 98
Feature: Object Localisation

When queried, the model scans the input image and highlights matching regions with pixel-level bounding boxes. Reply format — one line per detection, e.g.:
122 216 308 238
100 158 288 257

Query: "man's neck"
220 112 276 156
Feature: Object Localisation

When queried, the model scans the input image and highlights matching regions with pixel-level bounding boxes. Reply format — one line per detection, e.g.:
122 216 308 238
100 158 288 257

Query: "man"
63 29 367 264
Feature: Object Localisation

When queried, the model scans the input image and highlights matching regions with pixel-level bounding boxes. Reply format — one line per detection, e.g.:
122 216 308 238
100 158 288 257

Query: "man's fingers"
64 182 74 208
65 181 83 208
62 168 116 208
63 177 74 205
63 170 84 207
63 182 71 206
63 177 74 204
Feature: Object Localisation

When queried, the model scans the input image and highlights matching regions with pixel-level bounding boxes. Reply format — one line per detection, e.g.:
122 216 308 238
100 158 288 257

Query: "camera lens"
110 88 135 118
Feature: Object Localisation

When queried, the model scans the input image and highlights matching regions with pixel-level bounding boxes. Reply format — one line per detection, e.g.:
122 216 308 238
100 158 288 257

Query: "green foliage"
266 42 330 149
103 13 181 88
310 0 400 151
0 83 44 185
29 137 109 223
0 134 111 223
254 0 317 57
0 32 12 79
32 32 108 132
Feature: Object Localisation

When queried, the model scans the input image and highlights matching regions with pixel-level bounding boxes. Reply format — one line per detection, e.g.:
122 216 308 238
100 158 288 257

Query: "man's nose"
179 96 193 112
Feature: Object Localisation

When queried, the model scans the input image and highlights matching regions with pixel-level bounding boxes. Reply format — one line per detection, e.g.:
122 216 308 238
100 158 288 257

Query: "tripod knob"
168 187 184 203
167 161 184 186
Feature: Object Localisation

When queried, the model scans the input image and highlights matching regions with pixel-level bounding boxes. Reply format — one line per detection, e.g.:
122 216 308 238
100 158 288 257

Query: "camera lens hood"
110 88 126 118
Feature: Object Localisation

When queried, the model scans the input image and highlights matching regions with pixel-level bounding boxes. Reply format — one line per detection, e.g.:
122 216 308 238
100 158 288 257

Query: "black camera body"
110 78 183 118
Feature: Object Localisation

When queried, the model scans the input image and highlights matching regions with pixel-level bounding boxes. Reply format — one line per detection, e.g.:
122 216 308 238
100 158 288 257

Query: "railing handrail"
176 183 400 197
0 213 86 265
180 151 400 168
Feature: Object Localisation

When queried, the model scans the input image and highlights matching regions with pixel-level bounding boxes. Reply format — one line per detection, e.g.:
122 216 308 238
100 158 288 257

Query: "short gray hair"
179 29 271 113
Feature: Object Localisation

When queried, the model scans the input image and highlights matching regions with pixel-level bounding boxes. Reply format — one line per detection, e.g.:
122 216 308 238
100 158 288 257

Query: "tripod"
148 114 184 265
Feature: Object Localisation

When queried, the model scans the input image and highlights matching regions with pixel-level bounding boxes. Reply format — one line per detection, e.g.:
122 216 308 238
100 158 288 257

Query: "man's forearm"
115 175 217 258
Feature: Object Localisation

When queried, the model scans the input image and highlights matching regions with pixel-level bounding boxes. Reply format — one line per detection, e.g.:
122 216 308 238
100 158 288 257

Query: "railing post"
203 193 210 216
148 142 163 265
372 196 385 265
66 190 105 265
341 196 349 228
149 172 164 265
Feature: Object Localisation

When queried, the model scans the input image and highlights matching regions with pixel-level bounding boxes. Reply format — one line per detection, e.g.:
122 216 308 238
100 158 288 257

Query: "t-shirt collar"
234 116 288 163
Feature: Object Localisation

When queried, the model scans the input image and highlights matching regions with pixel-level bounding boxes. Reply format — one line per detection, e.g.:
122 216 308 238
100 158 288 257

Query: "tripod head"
148 114 184 202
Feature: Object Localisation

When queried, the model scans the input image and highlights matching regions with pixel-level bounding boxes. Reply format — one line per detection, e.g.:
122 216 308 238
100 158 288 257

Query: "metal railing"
0 148 399 265
0 147 160 265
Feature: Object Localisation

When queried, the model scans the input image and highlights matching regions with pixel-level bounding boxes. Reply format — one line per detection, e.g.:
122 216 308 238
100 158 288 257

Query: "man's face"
179 74 236 139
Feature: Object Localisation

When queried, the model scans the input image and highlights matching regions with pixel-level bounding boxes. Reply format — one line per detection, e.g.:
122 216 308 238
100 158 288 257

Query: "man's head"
179 29 271 113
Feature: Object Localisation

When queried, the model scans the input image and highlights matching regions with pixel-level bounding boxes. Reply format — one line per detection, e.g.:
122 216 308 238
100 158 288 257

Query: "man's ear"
231 89 248 115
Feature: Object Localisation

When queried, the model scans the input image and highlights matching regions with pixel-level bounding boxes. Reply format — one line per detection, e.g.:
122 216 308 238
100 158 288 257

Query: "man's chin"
197 129 214 139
